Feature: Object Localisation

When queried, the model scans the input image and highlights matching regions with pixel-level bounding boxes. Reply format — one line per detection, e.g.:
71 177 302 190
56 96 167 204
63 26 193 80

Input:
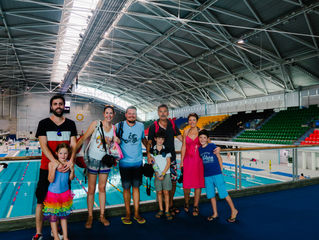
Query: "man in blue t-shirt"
198 129 238 223
116 106 148 225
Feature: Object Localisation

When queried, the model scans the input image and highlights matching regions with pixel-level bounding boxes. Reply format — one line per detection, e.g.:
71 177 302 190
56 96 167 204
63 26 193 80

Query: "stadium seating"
210 110 274 139
301 129 319 145
236 106 319 144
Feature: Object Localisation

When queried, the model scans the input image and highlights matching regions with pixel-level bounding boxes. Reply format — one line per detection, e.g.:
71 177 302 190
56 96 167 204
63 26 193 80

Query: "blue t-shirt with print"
198 143 222 177
116 121 145 168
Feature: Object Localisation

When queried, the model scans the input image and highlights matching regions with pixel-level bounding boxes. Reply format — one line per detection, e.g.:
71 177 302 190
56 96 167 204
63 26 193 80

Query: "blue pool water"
0 159 280 219
17 149 42 156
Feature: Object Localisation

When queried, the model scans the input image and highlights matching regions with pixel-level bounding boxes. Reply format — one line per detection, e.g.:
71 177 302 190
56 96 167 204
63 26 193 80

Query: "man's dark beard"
52 108 64 117
128 120 136 123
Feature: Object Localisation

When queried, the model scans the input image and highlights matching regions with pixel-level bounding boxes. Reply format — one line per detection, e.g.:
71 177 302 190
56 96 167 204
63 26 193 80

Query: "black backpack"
143 163 154 196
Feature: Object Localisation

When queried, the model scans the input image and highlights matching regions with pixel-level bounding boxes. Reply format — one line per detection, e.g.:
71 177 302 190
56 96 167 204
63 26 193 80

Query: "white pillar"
311 152 316 170
301 151 307 169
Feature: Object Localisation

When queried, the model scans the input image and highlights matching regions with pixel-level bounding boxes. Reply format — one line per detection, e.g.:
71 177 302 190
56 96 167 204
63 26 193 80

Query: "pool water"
0 160 280 219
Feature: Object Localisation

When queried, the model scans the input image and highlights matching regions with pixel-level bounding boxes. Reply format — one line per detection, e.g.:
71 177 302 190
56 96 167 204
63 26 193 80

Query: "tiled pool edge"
1 177 319 232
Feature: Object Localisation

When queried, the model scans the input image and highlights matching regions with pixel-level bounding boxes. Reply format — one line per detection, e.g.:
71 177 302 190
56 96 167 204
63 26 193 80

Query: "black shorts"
119 166 143 190
35 169 50 204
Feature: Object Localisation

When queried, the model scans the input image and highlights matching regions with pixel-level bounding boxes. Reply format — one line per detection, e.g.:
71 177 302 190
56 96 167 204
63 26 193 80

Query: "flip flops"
121 217 132 225
133 216 146 224
227 211 238 223
121 216 146 224
207 215 219 222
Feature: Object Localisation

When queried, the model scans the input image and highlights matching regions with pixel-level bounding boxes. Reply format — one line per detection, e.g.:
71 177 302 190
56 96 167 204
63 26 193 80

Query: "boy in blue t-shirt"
198 129 238 223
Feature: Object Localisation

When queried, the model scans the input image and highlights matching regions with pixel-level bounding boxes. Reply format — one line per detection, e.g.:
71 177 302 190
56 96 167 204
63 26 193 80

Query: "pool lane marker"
74 174 99 208
6 162 30 218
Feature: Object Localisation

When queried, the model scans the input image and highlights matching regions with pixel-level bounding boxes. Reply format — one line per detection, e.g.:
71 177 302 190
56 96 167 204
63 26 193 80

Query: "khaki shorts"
154 174 172 191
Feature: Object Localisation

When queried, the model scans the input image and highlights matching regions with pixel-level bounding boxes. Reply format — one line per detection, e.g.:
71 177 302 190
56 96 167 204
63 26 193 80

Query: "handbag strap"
112 125 116 138
98 121 108 152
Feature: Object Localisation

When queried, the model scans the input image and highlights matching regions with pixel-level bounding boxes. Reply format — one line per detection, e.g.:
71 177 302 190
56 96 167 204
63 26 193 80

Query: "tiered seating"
211 110 274 139
235 106 319 144
175 117 188 129
180 115 228 135
301 129 319 145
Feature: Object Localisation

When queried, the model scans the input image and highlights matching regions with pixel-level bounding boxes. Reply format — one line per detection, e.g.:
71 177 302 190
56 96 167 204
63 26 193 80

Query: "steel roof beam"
61 0 132 94
114 0 219 75
0 4 27 82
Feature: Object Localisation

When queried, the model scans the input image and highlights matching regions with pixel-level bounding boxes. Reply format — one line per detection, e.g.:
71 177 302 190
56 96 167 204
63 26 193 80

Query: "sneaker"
51 230 63 240
32 233 43 240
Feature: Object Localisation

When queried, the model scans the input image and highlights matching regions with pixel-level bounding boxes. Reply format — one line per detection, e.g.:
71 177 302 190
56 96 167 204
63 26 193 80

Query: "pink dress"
183 136 205 189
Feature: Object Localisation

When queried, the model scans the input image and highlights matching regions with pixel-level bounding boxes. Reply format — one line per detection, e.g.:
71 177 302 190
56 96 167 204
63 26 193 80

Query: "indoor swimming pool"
0 159 281 219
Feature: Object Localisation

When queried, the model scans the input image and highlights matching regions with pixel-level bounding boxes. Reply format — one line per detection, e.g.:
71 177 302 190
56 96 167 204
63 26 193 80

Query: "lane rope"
6 162 30 218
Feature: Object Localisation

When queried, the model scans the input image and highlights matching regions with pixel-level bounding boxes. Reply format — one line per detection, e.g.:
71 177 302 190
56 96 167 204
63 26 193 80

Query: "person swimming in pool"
0 163 8 173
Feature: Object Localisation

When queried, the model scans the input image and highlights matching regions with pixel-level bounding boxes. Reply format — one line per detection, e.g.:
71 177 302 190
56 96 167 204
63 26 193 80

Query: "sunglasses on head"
57 129 62 136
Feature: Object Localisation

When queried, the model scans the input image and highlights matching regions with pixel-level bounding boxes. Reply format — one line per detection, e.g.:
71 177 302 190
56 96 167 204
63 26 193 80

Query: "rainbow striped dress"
43 170 73 222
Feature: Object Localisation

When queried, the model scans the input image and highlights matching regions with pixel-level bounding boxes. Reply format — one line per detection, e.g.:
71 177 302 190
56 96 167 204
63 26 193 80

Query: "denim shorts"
87 156 111 175
205 174 229 199
119 166 143 190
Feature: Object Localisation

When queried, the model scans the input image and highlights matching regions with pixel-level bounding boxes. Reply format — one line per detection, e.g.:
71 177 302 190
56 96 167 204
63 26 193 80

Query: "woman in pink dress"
180 113 205 216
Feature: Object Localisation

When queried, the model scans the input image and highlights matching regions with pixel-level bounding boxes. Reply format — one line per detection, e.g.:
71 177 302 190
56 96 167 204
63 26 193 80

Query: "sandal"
227 210 238 223
133 216 146 224
99 215 110 226
155 210 164 218
165 212 173 220
184 203 190 213
207 215 219 222
192 206 199 217
85 216 93 229
121 217 132 225
169 206 180 215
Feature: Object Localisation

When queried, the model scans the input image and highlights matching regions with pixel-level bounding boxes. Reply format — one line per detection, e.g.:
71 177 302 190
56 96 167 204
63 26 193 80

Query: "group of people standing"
32 95 238 240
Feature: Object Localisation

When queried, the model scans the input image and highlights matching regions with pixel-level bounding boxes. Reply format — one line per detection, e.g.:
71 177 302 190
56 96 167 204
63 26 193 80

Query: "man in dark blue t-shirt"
198 129 238 223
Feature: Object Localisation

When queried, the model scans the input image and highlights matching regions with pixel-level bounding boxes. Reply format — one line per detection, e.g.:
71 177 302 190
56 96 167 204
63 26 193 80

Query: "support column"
311 152 316 170
235 152 238 190
301 151 307 169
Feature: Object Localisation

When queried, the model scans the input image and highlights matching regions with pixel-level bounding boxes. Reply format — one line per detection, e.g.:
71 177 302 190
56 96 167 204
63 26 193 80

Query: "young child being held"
151 130 173 220
43 143 74 240
198 130 238 223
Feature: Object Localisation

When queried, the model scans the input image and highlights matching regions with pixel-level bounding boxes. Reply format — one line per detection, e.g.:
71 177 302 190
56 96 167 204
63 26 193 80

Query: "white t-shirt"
151 145 171 173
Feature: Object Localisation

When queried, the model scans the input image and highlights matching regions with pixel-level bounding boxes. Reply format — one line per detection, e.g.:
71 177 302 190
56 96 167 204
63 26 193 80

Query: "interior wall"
0 89 17 134
16 93 125 139
146 86 319 120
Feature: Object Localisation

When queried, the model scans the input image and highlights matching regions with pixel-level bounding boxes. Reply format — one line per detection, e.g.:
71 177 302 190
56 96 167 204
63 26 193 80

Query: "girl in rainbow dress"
43 143 74 240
